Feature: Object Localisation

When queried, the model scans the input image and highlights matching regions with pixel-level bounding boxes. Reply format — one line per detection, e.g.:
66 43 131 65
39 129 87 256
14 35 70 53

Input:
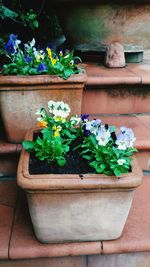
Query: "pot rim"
17 128 142 191
0 67 87 86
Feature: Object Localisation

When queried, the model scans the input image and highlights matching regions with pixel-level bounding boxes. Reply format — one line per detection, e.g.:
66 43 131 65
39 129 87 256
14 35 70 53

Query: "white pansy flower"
48 100 71 118
53 109 69 118
15 39 21 47
35 108 46 121
48 100 57 112
70 115 81 125
117 159 126 166
85 119 101 135
116 127 136 150
96 126 111 146
30 38 35 47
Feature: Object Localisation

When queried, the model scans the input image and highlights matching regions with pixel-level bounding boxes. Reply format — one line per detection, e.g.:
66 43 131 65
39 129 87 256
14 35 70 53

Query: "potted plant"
0 34 86 143
17 100 142 244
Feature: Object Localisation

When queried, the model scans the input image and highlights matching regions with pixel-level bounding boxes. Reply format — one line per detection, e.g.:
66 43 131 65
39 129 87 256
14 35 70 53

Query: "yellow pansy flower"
47 48 58 66
54 130 60 138
54 116 61 122
61 118 66 123
57 126 62 132
37 120 48 128
52 125 57 131
36 54 44 63
47 48 52 59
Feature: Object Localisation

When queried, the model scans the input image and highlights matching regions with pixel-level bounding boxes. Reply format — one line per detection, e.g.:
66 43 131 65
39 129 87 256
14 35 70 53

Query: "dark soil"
29 151 95 175
29 134 95 175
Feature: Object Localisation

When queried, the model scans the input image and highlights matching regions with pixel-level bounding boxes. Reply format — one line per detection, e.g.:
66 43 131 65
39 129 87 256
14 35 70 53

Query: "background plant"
0 0 63 62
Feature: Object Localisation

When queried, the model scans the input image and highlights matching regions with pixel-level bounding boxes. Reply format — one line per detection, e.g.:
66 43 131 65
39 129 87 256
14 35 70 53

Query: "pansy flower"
37 63 47 73
4 34 21 54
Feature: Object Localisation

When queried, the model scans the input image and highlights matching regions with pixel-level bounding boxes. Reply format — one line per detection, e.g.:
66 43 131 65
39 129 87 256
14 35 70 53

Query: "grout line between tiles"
86 255 88 267
101 241 104 255
8 188 19 260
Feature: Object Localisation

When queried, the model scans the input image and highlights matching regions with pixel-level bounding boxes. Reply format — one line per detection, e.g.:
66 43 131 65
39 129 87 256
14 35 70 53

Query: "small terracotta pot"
0 69 86 143
17 128 142 244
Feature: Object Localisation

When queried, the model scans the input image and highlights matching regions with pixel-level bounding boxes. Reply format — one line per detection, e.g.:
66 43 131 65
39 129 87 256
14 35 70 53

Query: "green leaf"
29 68 38 75
95 163 106 173
22 141 34 151
114 168 122 177
32 20 39 28
0 5 18 19
36 137 43 146
28 14 37 20
82 155 91 160
56 157 66 167
63 69 73 79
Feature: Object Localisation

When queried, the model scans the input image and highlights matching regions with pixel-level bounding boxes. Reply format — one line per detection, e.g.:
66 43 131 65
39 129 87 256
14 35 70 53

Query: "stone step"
82 62 150 114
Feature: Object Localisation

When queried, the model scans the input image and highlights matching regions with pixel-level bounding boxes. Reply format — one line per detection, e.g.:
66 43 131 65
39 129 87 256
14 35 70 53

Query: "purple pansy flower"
81 114 89 122
4 34 18 54
37 63 47 72
83 124 91 136
24 56 32 63
115 127 136 150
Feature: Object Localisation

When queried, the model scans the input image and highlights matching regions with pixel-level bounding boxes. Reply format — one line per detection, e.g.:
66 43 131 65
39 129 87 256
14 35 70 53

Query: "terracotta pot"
0 70 86 143
17 128 142 243
54 2 150 51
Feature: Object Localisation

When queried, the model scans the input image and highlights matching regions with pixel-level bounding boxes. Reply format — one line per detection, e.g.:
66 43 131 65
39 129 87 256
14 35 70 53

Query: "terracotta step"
82 62 150 114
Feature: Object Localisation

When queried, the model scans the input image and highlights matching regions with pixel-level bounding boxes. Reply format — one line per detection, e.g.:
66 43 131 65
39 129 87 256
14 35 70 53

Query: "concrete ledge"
84 62 150 86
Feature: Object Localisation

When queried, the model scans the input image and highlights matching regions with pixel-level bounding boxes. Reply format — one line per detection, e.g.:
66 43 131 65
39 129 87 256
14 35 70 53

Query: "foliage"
0 1 62 53
0 2 39 30
23 101 80 166
1 34 81 79
23 101 137 177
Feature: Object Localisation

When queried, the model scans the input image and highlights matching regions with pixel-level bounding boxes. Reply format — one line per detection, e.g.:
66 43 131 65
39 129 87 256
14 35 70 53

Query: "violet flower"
81 114 89 122
24 56 32 63
83 124 91 136
115 127 136 150
4 34 19 54
37 63 47 73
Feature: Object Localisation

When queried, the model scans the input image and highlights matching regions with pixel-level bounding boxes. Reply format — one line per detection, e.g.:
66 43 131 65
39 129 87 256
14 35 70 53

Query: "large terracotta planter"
0 70 86 143
54 2 150 50
17 128 142 244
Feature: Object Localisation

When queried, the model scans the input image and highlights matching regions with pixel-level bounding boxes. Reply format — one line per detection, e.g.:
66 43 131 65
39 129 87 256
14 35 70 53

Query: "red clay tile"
136 116 150 131
136 152 150 171
84 63 141 85
103 176 150 254
0 154 19 177
82 89 150 114
126 63 150 85
0 181 18 259
82 62 150 114
88 252 150 267
9 190 102 259
0 257 86 267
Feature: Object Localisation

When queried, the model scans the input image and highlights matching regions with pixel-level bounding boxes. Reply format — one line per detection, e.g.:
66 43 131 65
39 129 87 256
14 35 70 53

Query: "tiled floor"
0 176 150 261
